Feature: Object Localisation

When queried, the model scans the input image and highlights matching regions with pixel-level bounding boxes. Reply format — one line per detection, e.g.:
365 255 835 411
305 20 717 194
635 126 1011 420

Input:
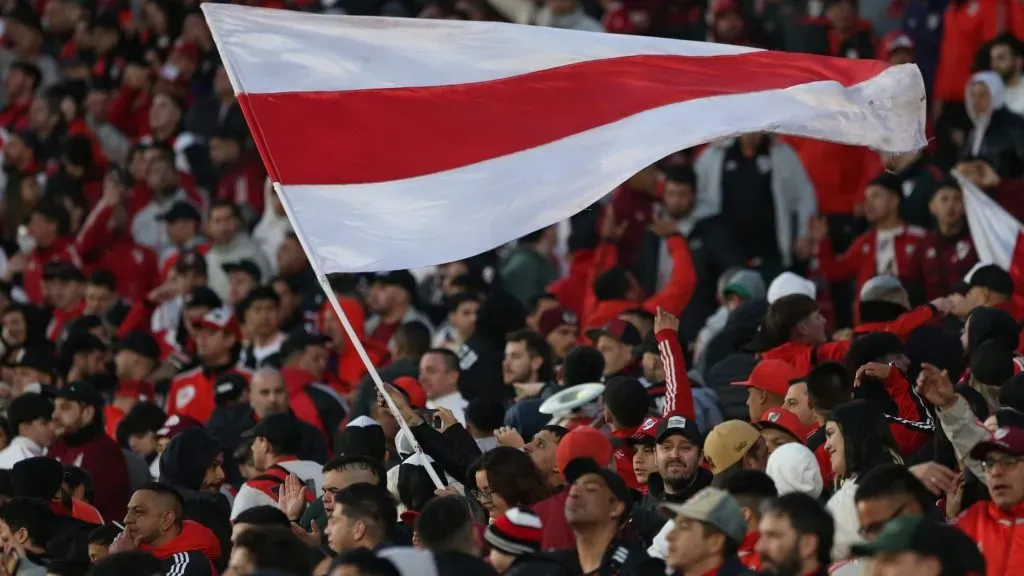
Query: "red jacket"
23 237 82 305
108 85 151 139
610 426 641 491
738 532 761 571
607 183 657 269
0 98 31 130
935 0 1016 103
903 228 979 302
582 235 696 333
46 300 85 342
814 224 928 305
655 327 695 420
955 500 1024 576
215 155 267 218
784 137 870 216
761 305 939 374
534 490 574 551
49 422 130 523
877 370 933 457
166 365 252 423
546 249 595 318
138 520 222 575
281 367 329 438
76 202 160 303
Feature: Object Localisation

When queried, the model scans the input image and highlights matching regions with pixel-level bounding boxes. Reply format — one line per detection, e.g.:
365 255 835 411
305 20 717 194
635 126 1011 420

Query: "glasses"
471 488 494 503
858 503 907 539
982 455 1024 472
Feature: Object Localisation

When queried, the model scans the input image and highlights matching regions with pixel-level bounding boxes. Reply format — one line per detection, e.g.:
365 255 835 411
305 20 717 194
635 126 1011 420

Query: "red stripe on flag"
1010 231 1024 321
236 52 889 186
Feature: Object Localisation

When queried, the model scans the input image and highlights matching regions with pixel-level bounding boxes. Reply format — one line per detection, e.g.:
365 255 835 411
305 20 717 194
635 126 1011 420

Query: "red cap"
625 416 662 445
116 380 156 402
400 510 419 526
393 376 426 409
556 427 613 477
881 30 914 56
195 307 242 340
970 426 1024 460
732 360 799 397
538 307 579 338
755 408 806 443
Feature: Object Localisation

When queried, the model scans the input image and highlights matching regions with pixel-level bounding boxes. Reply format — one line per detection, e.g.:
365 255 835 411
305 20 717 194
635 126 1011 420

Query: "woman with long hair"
468 446 552 521
824 399 901 560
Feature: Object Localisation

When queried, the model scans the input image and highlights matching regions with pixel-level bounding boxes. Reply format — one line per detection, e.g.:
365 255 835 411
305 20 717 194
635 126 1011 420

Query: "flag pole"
272 183 446 490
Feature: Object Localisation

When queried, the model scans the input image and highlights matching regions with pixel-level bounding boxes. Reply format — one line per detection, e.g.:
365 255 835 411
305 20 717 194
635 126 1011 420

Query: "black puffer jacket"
631 468 713 547
703 300 767 422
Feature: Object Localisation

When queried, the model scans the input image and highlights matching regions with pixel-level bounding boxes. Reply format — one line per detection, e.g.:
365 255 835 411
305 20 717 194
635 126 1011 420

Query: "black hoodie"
703 299 768 422
159 428 233 569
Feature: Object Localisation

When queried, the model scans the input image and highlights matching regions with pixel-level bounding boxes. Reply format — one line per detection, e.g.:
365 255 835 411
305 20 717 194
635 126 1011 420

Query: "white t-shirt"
426 392 468 424
0 436 44 470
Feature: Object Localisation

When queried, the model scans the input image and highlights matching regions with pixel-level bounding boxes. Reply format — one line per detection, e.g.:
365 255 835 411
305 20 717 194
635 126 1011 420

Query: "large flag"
202 4 927 274
957 172 1024 312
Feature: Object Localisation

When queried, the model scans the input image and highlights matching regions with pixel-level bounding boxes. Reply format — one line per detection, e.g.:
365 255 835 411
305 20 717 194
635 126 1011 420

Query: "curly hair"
469 446 552 507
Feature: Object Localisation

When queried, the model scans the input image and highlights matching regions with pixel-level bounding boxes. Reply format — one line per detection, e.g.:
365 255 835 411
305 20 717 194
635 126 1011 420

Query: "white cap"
767 272 816 304
858 275 906 302
766 443 823 498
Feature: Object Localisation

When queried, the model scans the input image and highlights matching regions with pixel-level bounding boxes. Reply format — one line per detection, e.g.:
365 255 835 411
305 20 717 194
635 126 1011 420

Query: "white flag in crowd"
958 171 1024 307
202 3 926 273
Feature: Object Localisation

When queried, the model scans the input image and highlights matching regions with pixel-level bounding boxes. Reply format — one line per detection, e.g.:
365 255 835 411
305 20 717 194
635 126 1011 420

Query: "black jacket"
159 428 233 571
353 356 419 418
433 550 498 576
961 107 1024 178
506 554 575 576
632 469 713 547
160 550 215 576
634 217 744 361
547 538 661 576
206 404 328 463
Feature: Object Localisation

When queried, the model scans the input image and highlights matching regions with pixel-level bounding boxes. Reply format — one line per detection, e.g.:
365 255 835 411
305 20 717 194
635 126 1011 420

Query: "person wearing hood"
253 179 290 274
765 443 823 498
635 166 745 363
703 299 768 422
158 427 232 569
47 380 129 523
111 482 221 576
961 71 1024 180
202 200 271 303
694 269 765 370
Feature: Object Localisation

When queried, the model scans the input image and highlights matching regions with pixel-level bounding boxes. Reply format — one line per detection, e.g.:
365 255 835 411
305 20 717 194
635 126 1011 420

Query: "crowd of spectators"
0 0 1023 576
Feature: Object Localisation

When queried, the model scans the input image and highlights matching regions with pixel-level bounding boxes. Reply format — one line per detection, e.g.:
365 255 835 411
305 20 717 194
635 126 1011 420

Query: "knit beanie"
484 507 543 556
766 443 823 498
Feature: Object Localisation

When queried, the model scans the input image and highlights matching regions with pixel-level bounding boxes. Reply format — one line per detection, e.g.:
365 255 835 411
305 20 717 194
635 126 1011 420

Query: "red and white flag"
202 4 926 273
958 172 1024 312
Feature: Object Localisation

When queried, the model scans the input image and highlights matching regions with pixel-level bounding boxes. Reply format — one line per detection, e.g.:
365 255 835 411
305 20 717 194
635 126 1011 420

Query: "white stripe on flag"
956 171 1022 269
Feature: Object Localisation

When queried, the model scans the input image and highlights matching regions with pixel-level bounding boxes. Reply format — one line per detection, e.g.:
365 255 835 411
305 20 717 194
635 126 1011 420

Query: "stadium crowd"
0 0 1023 575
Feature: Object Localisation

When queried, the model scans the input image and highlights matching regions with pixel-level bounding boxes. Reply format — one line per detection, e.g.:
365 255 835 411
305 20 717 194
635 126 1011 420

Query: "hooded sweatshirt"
963 70 1024 178
48 419 129 523
158 428 233 565
766 442 823 498
137 520 221 576
966 71 1006 158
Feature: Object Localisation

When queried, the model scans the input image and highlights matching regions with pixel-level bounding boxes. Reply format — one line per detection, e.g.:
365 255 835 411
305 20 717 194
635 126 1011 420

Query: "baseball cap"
655 413 703 446
625 416 663 446
214 372 248 406
563 457 632 509
175 251 208 275
881 30 915 56
183 286 222 310
116 332 161 362
157 202 202 223
723 269 766 302
222 260 262 283
555 426 613 477
157 414 203 440
538 307 579 338
660 487 747 544
10 348 51 374
969 426 1024 460
585 318 642 347
703 420 761 475
967 264 1014 296
279 329 331 364
373 270 418 297
851 516 985 574
243 412 303 455
195 307 242 339
393 376 426 409
732 360 799 397
755 408 806 443
54 380 104 409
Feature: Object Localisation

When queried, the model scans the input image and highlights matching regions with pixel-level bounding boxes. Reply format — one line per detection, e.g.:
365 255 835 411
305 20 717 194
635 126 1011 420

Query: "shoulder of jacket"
173 367 204 381
905 225 928 238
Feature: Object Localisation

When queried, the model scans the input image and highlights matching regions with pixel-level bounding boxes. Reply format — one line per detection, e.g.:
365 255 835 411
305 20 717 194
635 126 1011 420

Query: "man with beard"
502 329 556 405
633 414 712 546
756 493 833 576
990 33 1024 116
